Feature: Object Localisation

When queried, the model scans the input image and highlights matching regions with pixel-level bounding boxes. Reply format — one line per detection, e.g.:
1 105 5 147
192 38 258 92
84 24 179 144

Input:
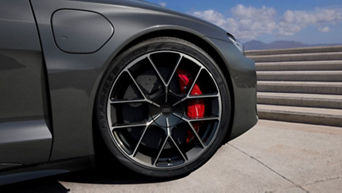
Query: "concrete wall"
245 46 342 127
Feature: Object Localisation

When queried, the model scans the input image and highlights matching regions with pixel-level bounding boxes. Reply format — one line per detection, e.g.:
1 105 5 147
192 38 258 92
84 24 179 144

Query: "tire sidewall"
96 37 232 177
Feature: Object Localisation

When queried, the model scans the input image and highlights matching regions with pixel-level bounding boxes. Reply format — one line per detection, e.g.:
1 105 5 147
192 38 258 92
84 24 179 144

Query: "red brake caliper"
177 69 205 143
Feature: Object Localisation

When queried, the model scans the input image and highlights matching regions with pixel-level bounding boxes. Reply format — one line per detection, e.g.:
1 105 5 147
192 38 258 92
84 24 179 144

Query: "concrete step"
257 81 342 95
256 60 342 71
257 92 342 109
249 52 342 62
245 45 342 56
257 104 342 127
257 71 342 82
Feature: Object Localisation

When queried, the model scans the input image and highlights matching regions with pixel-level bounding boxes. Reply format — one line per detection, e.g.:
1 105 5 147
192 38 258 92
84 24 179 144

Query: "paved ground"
1 120 342 193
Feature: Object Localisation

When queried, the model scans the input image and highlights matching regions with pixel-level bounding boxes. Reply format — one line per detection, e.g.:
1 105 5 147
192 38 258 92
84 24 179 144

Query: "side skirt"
0 156 93 186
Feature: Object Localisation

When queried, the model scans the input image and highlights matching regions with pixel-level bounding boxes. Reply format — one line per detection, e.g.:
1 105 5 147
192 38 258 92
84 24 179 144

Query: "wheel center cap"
161 104 172 115
150 103 183 129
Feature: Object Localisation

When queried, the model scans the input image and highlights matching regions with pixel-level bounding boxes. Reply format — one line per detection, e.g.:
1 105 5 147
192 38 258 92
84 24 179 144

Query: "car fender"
31 0 254 161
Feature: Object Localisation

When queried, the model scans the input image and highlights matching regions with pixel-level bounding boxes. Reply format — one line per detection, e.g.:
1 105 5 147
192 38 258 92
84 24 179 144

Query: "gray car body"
0 0 257 184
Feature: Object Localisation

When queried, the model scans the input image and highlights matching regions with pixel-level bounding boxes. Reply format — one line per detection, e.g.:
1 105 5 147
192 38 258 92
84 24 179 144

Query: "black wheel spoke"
169 136 187 161
186 67 203 97
172 113 206 148
172 94 218 107
112 123 147 131
173 112 219 122
132 122 151 156
187 121 206 148
166 55 183 86
165 55 183 103
110 99 146 104
148 55 168 87
148 55 169 103
188 94 219 99
153 136 169 166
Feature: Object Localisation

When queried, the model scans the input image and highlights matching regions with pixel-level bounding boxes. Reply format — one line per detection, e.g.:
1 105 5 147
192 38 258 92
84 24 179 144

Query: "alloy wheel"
106 51 222 169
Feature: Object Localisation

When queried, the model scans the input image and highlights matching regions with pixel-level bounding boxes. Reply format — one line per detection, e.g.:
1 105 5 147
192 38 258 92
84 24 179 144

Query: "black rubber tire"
96 37 232 178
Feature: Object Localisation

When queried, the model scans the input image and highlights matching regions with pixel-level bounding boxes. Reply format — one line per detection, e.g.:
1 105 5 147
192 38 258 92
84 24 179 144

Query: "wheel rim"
107 51 222 169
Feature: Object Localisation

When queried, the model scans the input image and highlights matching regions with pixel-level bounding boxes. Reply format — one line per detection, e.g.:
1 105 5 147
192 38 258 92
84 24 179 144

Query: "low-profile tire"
96 37 232 178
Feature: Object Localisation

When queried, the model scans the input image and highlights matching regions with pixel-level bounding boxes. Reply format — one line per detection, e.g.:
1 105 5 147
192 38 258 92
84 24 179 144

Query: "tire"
96 37 232 178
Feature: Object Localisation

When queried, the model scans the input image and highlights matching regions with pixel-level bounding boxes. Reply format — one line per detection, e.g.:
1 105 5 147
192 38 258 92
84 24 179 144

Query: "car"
0 0 257 185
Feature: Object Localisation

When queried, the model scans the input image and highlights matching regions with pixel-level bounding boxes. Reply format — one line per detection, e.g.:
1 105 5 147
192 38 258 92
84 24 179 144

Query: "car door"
0 0 52 170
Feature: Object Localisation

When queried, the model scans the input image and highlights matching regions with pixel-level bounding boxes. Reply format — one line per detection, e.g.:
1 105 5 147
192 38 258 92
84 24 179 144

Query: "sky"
145 0 342 44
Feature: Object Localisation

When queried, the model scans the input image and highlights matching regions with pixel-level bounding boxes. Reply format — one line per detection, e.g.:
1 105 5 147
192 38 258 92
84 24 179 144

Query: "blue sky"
146 0 342 44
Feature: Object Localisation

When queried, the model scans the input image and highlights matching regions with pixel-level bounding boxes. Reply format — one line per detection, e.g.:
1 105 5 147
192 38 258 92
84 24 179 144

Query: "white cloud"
193 5 276 40
278 9 342 35
319 26 331 32
229 5 277 39
193 10 227 26
192 5 342 40
159 2 166 7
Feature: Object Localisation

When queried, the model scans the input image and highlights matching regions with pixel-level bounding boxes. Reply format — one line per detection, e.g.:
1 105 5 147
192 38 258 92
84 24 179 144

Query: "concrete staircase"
245 46 342 127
